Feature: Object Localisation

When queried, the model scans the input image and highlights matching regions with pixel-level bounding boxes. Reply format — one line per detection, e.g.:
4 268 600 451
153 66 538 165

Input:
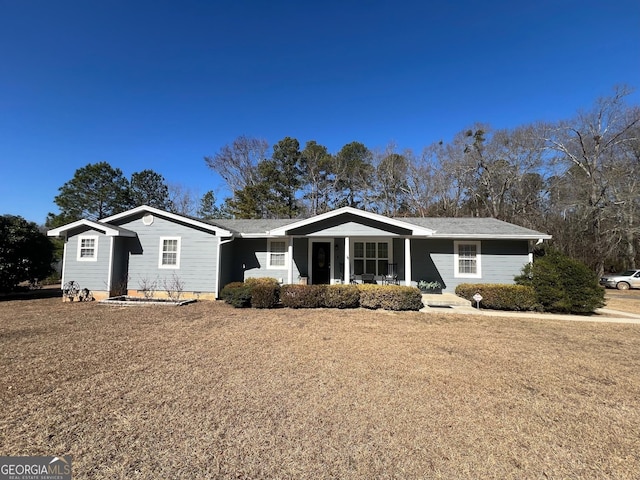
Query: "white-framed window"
77 235 98 261
454 241 481 278
267 239 287 269
159 237 181 269
353 240 389 275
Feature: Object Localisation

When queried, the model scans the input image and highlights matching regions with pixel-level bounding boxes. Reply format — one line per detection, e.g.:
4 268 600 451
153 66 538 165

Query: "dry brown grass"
1 298 639 479
604 289 640 315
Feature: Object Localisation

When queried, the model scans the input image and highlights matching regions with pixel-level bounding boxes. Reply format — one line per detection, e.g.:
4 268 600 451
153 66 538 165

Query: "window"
159 237 181 268
454 241 481 278
353 241 389 275
268 240 287 268
77 236 98 261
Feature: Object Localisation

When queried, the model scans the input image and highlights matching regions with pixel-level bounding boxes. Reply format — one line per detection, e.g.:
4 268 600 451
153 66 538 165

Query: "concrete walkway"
420 293 640 324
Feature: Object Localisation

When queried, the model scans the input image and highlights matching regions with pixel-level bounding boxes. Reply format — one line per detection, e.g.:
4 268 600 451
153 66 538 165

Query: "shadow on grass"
0 286 62 302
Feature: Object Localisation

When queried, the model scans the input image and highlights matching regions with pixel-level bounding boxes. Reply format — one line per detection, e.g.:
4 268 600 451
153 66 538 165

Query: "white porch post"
344 237 350 284
404 237 412 286
287 237 293 284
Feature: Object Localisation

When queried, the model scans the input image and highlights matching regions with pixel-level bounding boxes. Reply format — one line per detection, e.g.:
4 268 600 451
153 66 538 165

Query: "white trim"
102 205 233 237
61 241 67 287
343 236 350 284
349 237 392 277
434 233 552 240
48 219 136 238
267 239 288 269
159 237 181 269
404 237 412 286
454 240 482 278
107 237 114 294
77 235 98 261
268 206 435 236
307 238 334 284
287 238 294 284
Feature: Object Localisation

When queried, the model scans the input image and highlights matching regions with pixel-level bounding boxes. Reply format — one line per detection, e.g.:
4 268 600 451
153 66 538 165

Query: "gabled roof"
47 219 137 238
102 205 233 237
267 207 435 236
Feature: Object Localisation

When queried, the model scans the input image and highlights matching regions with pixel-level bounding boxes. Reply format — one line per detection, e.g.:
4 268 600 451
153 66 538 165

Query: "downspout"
529 238 544 264
216 235 236 298
61 235 68 289
107 236 114 296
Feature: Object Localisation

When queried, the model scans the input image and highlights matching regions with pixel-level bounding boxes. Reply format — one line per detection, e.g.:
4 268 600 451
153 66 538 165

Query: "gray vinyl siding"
63 228 111 292
115 214 219 294
232 238 289 283
219 237 304 286
411 239 530 292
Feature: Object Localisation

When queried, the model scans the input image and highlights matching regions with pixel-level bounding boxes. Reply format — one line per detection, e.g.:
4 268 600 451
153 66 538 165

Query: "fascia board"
268 206 434 236
47 219 136 237
101 205 233 237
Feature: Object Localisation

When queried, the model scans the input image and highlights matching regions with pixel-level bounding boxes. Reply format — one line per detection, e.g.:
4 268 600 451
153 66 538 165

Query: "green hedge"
358 284 424 311
515 249 605 314
223 281 424 311
455 283 539 311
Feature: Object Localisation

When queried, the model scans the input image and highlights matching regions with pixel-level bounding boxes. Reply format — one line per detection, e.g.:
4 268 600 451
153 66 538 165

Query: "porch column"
287 237 293 284
404 237 412 286
344 237 350 284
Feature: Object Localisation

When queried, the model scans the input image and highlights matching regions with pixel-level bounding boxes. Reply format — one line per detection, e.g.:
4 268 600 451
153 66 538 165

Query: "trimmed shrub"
250 282 280 309
456 283 539 311
220 282 252 308
281 284 327 308
515 249 605 314
323 284 360 309
358 285 423 311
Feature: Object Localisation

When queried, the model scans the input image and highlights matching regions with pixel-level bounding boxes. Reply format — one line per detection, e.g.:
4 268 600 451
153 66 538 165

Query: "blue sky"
1 0 639 224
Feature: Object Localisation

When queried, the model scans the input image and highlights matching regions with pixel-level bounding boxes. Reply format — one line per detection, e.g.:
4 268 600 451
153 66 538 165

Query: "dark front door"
312 242 331 285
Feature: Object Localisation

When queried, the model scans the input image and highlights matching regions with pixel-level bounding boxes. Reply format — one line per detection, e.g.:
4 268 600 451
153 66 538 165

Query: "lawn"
1 296 639 479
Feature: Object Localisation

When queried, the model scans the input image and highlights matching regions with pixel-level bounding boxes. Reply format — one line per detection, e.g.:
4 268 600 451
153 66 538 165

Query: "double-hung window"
267 240 287 268
454 241 481 278
353 241 389 276
77 235 98 261
159 237 181 269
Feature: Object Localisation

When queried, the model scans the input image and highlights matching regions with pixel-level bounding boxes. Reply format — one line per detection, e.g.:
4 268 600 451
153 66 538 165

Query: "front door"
312 242 331 285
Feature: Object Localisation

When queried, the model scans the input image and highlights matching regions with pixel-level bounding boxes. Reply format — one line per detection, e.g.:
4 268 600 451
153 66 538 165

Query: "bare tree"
371 142 411 216
204 135 269 193
167 183 199 216
539 86 640 275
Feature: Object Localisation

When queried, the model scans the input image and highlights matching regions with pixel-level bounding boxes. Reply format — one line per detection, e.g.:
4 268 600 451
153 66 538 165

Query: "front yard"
1 297 639 478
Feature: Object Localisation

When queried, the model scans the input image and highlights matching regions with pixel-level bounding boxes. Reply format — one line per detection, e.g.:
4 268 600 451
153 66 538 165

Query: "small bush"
323 284 360 309
456 283 539 311
358 285 423 311
250 282 280 309
281 285 326 308
221 282 252 308
515 248 605 314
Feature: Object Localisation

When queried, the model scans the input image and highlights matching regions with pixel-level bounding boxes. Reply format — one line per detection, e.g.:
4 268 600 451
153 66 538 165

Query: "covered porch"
268 208 435 287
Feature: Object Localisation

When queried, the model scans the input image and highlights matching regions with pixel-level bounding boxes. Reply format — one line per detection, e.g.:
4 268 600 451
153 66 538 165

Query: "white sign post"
472 292 483 309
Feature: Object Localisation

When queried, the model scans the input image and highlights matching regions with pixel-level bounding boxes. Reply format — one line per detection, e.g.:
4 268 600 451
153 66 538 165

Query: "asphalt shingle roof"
210 216 549 238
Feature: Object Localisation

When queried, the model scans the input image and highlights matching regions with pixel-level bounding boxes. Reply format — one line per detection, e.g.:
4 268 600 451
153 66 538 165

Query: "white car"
600 269 640 290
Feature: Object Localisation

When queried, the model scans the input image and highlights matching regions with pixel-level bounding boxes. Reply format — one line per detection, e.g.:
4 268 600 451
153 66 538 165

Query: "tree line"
47 86 639 275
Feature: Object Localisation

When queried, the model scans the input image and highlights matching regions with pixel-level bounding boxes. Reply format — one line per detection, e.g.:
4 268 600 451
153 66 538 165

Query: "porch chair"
382 263 398 285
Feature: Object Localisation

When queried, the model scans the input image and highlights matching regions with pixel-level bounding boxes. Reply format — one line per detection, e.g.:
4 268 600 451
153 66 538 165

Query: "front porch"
289 236 414 287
